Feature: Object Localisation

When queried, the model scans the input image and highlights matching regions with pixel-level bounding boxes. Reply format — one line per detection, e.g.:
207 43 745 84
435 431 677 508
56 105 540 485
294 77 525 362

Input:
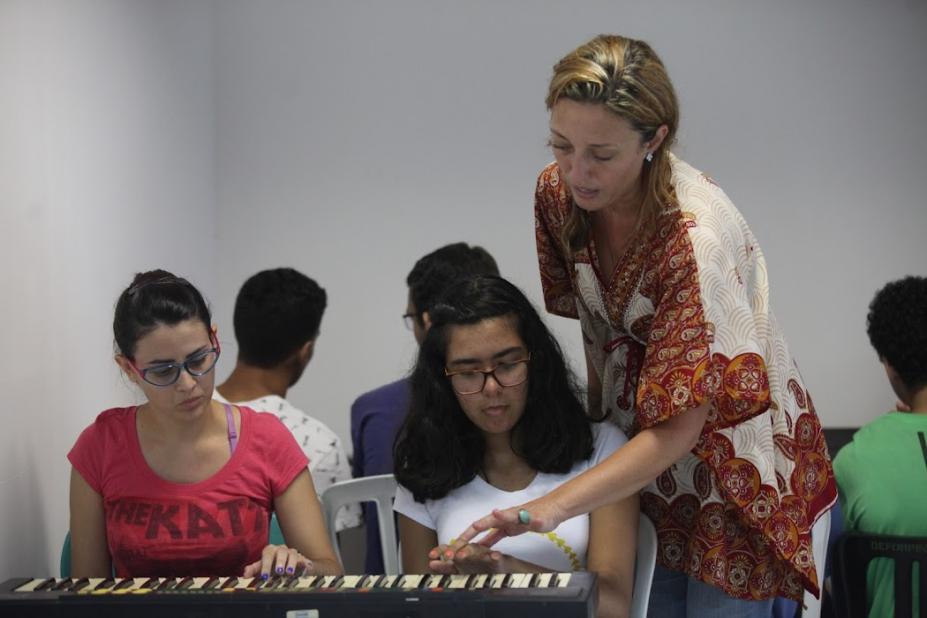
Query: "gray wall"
0 0 215 578
1 0 925 578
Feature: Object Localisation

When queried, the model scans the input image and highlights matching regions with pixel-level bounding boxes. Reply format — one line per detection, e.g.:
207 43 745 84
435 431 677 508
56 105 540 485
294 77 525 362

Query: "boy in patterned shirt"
216 268 359 531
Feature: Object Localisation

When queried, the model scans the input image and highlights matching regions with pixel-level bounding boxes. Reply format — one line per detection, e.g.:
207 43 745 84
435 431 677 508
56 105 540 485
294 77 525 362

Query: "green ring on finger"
518 509 531 525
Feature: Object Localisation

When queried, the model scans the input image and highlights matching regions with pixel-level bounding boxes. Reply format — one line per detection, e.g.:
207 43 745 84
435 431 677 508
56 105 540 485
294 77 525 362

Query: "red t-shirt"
68 406 309 577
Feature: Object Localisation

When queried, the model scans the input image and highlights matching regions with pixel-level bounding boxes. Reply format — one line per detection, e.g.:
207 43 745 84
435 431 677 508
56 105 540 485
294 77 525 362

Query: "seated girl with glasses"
68 270 341 580
393 275 637 618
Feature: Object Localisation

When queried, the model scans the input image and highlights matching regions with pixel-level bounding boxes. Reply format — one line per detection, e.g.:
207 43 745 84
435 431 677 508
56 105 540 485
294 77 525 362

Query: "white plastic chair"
630 513 658 618
321 474 400 574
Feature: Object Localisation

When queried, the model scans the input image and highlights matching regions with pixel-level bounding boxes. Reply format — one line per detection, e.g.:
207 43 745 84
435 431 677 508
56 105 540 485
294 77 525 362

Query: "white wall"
1 0 925 579
212 0 927 447
0 0 215 578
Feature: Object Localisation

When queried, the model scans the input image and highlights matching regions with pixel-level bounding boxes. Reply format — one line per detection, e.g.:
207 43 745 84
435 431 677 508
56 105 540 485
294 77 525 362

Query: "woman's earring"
645 152 654 163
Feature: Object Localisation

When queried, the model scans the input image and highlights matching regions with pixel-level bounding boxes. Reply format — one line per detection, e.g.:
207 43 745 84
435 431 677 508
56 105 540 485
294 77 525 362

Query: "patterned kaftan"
534 155 837 601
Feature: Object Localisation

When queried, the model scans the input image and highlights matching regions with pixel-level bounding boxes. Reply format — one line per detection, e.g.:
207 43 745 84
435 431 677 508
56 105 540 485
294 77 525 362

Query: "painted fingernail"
286 567 294 574
261 573 269 581
275 566 284 575
444 550 453 559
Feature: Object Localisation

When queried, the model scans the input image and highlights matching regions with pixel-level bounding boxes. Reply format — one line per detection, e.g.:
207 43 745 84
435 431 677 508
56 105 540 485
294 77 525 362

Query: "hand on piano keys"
242 543 314 580
428 542 506 574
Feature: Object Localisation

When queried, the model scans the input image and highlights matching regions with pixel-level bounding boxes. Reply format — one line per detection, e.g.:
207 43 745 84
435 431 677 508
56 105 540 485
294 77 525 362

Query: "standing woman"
68 270 341 579
456 35 836 615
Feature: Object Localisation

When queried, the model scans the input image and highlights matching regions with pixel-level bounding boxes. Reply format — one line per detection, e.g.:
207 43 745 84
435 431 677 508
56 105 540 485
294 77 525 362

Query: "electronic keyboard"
0 571 596 617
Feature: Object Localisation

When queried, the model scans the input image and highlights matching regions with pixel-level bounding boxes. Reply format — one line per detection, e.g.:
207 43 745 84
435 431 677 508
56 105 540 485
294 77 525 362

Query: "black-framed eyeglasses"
127 340 221 387
444 355 531 395
402 313 417 331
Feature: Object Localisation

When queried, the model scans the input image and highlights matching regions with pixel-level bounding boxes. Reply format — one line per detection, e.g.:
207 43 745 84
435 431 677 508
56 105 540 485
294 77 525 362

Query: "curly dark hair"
233 268 327 368
394 275 595 502
866 275 927 393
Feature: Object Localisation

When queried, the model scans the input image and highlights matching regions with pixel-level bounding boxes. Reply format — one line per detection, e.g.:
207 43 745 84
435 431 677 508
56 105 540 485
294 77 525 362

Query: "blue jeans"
647 565 775 618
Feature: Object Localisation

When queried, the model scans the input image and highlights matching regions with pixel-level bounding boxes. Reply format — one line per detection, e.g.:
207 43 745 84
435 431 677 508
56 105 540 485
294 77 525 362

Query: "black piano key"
201 577 221 590
220 577 239 589
113 578 136 591
69 578 90 592
52 578 73 591
266 576 286 589
34 578 57 591
309 575 326 588
155 577 176 591
283 574 300 589
324 575 343 589
175 577 195 590
94 578 116 591
360 574 381 589
138 578 160 590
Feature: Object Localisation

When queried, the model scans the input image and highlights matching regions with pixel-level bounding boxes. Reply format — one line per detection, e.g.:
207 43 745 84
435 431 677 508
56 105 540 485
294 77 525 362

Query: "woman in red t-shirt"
68 269 341 579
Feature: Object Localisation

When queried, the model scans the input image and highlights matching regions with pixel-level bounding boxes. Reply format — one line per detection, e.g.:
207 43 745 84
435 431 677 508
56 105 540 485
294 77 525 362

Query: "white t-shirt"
213 392 360 531
394 423 626 571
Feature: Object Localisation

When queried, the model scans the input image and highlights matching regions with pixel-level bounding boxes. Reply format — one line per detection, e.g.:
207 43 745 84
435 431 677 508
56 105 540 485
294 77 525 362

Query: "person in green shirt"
834 275 927 617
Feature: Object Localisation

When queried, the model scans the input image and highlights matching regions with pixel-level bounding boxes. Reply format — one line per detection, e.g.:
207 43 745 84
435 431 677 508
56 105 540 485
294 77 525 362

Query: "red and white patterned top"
534 155 837 601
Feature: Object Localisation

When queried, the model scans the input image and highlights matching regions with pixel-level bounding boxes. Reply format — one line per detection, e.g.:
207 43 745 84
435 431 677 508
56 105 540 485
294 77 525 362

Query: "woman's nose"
482 372 504 395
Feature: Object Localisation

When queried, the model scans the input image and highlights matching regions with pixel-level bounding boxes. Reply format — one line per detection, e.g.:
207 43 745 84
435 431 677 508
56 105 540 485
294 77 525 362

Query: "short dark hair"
113 270 212 358
233 268 327 368
406 243 499 321
867 275 927 393
394 275 595 502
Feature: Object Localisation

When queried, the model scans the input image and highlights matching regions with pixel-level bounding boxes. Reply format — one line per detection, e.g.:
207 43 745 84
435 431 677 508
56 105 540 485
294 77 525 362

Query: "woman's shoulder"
71 407 135 458
239 405 300 445
669 155 728 197
663 154 756 249
83 406 135 434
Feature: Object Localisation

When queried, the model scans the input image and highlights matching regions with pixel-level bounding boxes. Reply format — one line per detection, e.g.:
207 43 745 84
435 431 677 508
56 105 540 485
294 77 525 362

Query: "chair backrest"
60 532 72 578
321 474 399 574
832 532 927 618
629 514 657 618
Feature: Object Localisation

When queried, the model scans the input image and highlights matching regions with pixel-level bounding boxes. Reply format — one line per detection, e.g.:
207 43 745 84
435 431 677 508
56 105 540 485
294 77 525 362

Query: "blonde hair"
547 35 679 254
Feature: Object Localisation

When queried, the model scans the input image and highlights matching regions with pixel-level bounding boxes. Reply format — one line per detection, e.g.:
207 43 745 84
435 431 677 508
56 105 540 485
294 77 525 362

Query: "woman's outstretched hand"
452 498 566 550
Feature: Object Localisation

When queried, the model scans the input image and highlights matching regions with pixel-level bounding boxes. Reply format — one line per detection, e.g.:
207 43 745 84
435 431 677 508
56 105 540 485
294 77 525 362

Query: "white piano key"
425 574 445 588
378 574 399 588
470 574 489 589
398 574 424 589
291 576 318 589
556 573 572 587
338 575 363 589
535 573 554 588
447 574 470 589
489 574 507 589
318 575 338 588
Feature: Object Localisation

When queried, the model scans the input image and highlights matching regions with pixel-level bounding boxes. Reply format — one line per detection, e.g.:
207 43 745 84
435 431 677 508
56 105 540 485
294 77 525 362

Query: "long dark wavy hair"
394 275 595 502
